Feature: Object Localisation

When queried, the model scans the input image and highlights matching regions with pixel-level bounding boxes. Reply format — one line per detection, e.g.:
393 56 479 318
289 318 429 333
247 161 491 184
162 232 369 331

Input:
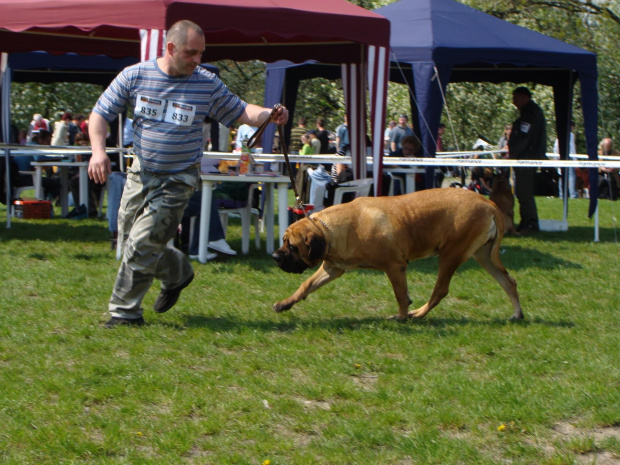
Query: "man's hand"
271 105 289 126
88 149 112 184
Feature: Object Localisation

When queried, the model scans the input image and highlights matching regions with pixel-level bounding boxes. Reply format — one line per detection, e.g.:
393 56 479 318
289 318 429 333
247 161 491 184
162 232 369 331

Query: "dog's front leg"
273 262 345 313
385 264 412 321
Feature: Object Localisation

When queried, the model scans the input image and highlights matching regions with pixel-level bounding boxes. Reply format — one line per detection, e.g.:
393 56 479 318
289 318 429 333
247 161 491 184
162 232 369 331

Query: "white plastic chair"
218 183 261 254
333 178 373 205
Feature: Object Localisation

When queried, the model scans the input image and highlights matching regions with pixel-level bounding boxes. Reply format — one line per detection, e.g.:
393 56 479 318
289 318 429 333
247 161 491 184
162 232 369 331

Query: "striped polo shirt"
93 59 247 173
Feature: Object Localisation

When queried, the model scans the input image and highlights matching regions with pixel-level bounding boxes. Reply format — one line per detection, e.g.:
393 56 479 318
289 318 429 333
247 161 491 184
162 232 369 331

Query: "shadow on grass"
1 218 108 243
176 312 574 334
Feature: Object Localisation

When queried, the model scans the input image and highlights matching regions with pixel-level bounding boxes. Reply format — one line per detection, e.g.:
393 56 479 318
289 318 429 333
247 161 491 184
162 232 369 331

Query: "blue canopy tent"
265 0 599 216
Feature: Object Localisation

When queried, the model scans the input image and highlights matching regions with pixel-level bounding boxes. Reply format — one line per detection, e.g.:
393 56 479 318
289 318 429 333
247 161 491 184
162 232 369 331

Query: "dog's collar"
309 215 329 231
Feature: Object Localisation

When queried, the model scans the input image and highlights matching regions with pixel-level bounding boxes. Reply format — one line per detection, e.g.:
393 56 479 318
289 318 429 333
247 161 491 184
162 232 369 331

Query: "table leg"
198 181 213 264
277 182 289 248
59 167 69 217
265 183 275 254
406 173 416 194
79 166 89 216
34 166 43 199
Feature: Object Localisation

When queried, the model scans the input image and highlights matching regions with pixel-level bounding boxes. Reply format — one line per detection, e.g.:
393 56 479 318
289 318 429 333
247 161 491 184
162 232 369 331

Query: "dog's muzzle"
272 249 307 274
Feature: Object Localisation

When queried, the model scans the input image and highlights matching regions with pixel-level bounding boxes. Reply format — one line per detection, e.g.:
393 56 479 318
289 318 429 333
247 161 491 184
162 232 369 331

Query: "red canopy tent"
1 0 391 207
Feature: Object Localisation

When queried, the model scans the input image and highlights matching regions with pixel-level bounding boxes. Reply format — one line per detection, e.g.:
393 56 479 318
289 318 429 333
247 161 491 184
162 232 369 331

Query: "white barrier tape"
383 157 620 169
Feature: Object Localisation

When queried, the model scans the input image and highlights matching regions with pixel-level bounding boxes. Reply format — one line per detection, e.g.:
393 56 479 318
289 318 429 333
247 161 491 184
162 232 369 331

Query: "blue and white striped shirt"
93 59 247 173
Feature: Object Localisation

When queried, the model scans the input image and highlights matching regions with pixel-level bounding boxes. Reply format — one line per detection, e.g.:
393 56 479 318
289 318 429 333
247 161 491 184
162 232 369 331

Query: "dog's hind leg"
473 242 523 320
385 263 412 321
273 263 345 313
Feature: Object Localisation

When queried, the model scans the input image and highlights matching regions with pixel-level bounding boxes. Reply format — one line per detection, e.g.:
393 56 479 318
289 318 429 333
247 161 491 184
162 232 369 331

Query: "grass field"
0 190 619 464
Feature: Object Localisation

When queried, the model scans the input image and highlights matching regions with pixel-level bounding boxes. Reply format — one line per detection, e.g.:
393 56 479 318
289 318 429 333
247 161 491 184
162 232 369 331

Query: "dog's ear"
305 232 326 262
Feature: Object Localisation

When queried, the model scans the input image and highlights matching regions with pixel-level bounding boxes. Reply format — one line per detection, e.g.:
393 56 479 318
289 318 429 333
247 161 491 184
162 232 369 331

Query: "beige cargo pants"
109 157 198 319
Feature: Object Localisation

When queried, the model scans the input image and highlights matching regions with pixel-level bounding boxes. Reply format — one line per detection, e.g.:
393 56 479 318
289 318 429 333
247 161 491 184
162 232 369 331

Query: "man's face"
398 116 407 127
170 29 205 76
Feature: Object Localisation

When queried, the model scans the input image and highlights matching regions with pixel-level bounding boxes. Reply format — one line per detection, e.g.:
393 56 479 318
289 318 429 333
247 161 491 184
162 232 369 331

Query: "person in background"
309 132 321 155
87 19 288 327
299 133 314 155
508 86 547 234
390 114 415 153
384 120 397 154
289 117 307 154
553 121 578 199
27 114 50 142
598 137 619 200
436 123 445 152
52 112 72 146
314 118 330 154
335 114 349 153
387 135 420 195
235 123 257 149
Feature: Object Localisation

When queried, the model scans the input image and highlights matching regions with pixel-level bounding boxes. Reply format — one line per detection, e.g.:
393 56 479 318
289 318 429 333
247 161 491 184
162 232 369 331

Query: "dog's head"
272 218 327 274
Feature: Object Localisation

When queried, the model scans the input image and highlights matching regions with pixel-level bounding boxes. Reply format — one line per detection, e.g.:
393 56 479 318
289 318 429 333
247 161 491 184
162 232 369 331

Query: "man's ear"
305 232 326 262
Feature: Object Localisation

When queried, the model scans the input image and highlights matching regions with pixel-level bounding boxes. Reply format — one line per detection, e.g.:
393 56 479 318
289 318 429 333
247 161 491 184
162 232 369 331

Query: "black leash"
248 103 306 216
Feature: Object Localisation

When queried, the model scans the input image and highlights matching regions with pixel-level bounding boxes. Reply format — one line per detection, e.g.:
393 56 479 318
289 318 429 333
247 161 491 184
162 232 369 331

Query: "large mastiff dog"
273 188 523 321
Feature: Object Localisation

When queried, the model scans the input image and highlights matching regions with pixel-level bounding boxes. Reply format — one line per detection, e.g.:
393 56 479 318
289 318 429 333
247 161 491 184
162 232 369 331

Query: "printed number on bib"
135 94 165 121
164 101 196 126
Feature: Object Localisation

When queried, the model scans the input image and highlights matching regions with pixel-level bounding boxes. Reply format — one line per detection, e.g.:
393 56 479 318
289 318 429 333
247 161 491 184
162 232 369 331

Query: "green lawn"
0 192 618 464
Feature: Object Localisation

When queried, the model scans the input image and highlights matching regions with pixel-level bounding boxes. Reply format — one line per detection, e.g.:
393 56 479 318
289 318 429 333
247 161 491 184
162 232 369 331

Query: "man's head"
297 117 306 127
400 135 418 157
601 138 613 153
512 87 532 111
398 114 408 127
316 118 325 129
165 20 205 76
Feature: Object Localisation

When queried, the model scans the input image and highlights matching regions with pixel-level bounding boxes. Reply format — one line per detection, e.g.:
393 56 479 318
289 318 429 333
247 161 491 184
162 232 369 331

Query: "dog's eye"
289 245 297 252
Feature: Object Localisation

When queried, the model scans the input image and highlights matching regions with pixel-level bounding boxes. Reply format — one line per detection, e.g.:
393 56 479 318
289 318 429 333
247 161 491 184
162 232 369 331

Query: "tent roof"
376 0 596 72
0 0 389 63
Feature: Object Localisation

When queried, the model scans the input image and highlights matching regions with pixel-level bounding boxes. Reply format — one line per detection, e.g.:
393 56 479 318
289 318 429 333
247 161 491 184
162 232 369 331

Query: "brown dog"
489 173 518 235
272 188 522 321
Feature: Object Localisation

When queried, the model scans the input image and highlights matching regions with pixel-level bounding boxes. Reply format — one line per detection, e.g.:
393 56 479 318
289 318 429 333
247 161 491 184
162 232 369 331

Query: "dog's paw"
387 314 409 323
273 301 293 313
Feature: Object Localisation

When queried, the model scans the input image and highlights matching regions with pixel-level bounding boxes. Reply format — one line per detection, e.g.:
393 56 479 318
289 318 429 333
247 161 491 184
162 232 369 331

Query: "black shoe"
153 273 194 313
105 316 145 328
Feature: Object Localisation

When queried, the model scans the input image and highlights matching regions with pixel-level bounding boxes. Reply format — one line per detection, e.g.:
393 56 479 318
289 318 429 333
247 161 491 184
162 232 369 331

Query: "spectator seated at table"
387 135 421 195
180 190 238 260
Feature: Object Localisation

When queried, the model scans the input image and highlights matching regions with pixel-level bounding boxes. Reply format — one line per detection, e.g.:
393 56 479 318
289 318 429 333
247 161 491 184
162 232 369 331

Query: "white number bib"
164 101 196 126
135 94 165 121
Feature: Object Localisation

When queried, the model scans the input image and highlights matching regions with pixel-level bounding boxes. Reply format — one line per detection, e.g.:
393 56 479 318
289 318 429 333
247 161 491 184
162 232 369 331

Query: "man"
289 117 307 154
88 20 288 328
335 114 349 153
508 86 547 234
315 118 329 154
390 114 415 153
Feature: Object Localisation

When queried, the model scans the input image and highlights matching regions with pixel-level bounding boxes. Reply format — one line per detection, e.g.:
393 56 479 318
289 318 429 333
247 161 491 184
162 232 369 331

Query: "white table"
199 173 291 264
31 161 89 217
383 167 426 193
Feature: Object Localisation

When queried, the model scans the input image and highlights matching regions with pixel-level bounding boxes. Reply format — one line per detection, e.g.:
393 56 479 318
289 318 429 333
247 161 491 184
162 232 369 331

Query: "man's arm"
238 103 288 127
87 112 112 184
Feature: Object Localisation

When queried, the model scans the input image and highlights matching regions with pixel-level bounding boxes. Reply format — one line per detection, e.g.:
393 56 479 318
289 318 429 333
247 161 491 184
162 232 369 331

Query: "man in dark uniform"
509 87 547 234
